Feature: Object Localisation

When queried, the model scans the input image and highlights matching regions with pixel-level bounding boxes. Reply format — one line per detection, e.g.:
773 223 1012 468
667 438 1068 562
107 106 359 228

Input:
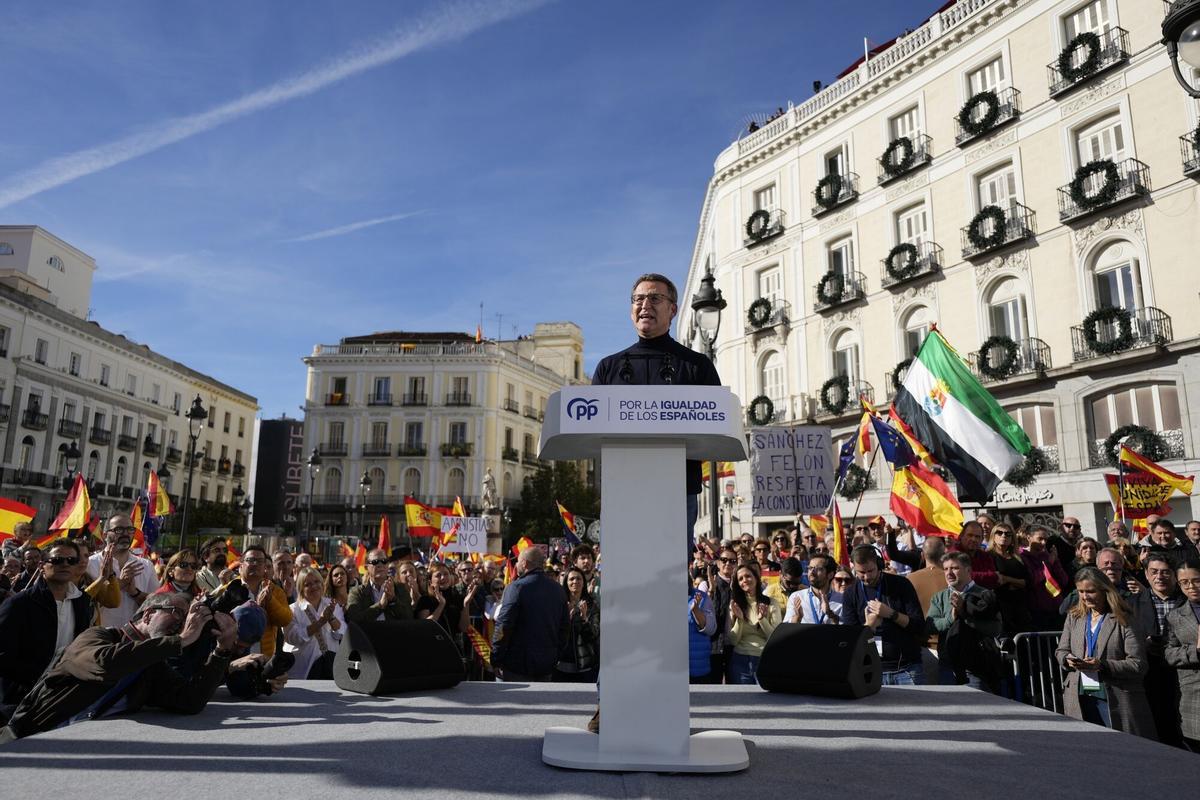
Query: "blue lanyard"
807 591 825 624
1084 611 1105 658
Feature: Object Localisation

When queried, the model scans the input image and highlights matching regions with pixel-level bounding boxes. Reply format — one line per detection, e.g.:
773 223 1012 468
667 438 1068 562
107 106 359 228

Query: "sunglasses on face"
754 546 769 552
175 562 199 570
717 557 735 564
367 559 389 566
107 526 136 535
47 556 79 566
1063 523 1080 529
832 577 851 584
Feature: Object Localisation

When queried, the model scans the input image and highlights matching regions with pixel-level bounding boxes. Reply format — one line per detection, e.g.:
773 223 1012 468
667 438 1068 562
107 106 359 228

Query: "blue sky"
0 0 929 419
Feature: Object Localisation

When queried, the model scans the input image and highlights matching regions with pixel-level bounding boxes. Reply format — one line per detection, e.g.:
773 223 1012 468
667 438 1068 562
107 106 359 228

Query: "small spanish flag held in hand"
1043 566 1063 598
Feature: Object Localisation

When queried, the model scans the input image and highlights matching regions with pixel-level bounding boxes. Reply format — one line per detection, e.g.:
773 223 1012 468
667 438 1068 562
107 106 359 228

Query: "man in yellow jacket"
239 545 292 657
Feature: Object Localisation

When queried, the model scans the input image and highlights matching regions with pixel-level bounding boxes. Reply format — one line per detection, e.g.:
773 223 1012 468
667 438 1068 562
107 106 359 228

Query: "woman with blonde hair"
988 524 1030 635
1055 566 1155 736
284 566 344 679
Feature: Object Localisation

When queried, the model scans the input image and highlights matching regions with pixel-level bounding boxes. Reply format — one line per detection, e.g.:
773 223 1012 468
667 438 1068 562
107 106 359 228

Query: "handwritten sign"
749 425 834 517
440 516 489 553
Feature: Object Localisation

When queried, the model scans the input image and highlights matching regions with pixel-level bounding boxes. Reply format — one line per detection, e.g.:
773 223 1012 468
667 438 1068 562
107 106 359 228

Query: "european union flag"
869 415 916 468
836 437 856 482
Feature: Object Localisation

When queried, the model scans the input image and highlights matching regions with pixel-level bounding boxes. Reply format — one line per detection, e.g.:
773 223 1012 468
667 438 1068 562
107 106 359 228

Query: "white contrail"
0 0 549 210
281 210 427 243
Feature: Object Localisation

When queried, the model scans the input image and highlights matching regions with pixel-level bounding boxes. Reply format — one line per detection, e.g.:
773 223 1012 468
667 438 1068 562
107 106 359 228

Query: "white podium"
538 385 749 773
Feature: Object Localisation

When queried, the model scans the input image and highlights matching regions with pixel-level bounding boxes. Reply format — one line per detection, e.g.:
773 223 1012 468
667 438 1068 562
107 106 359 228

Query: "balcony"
960 203 1035 260
523 405 544 421
186 452 202 468
401 392 428 406
201 457 216 473
817 379 875 417
1070 306 1172 362
165 446 182 463
743 208 786 248
367 393 393 407
117 434 138 452
11 469 45 487
21 409 48 430
325 393 349 406
445 392 472 406
502 446 519 462
91 482 106 496
232 463 245 478
503 398 520 414
967 337 1052 383
1057 158 1149 223
89 427 112 445
812 172 859 217
319 442 348 457
397 443 427 457
217 459 232 475
142 438 160 457
521 450 543 465
1040 444 1061 473
877 133 933 185
955 87 1020 147
441 442 473 458
362 443 391 457
1183 131 1200 178
1047 27 1129 97
813 270 867 313
744 298 791 335
1088 428 1185 470
880 241 943 289
0 404 9 424
309 494 347 509
58 419 83 438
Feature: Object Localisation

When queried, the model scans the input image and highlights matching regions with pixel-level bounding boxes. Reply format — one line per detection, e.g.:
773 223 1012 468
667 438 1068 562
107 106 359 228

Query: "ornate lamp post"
178 395 207 551
358 471 372 540
1163 1 1200 97
690 267 727 541
306 448 321 543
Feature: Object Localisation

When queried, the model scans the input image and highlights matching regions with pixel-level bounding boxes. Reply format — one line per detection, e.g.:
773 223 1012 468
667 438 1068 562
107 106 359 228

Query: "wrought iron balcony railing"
1070 306 1172 361
880 241 943 289
401 392 428 406
441 442 473 458
0 404 10 424
142 439 160 456
325 393 349 406
319 442 348 457
1047 27 1129 97
90 428 112 445
523 405 544 421
502 446 520 462
1183 131 1200 178
362 443 391 457
813 270 867 312
954 87 1020 146
877 133 933 185
58 419 83 438
503 398 520 413
1057 158 1149 223
21 410 48 430
165 446 182 463
966 337 1052 383
445 393 472 406
117 434 138 451
1088 428 1184 469
812 172 859 216
743 208 786 247
397 443 427 457
960 202 1035 259
367 393 393 406
744 298 791 334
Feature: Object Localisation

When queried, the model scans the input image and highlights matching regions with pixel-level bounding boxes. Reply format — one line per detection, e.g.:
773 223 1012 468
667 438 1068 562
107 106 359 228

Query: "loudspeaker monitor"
756 623 881 698
334 619 465 695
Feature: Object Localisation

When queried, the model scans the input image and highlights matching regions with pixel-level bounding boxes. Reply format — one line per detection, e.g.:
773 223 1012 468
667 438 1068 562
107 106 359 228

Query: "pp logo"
566 398 599 421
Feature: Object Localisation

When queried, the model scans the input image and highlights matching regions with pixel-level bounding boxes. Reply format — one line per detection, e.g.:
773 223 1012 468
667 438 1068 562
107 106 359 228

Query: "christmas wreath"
747 394 775 427
816 271 846 306
1004 446 1047 488
1081 306 1134 355
885 242 920 282
891 358 913 394
1102 425 1169 467
839 463 871 499
967 205 1007 252
820 375 851 415
745 209 771 240
977 335 1020 380
881 136 916 177
1057 31 1102 84
747 297 772 328
1069 159 1120 210
815 174 844 210
1194 124 1200 149
957 90 1001 138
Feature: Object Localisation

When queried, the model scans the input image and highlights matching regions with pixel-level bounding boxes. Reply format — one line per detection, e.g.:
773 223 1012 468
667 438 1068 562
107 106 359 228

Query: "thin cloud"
281 210 427 243
0 0 551 210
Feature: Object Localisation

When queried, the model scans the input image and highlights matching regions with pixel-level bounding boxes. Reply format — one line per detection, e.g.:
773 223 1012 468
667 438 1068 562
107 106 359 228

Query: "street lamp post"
1163 0 1200 97
306 448 321 545
56 440 81 524
178 395 207 552
690 266 727 542
358 471 372 541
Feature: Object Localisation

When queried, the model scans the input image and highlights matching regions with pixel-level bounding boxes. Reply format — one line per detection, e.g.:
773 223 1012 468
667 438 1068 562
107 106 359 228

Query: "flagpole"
849 446 881 525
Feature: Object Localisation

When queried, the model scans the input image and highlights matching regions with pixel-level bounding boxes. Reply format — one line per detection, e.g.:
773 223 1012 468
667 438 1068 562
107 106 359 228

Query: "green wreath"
747 394 775 427
977 335 1020 380
891 358 913 394
820 375 851 415
747 297 772 328
880 136 915 177
885 242 920 282
745 209 771 240
1057 31 1102 83
1069 159 1120 209
967 205 1007 252
816 271 845 306
1082 306 1134 355
1103 425 1169 467
957 90 1001 138
815 174 844 210
839 463 871 499
1004 446 1047 488
1194 124 1200 149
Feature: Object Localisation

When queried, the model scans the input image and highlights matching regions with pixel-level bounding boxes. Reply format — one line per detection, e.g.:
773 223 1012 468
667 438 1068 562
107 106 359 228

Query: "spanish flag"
1118 445 1194 497
146 470 174 517
889 461 963 537
226 537 242 566
354 541 368 575
127 499 147 555
404 496 443 539
339 541 355 560
377 515 392 555
1043 565 1063 598
701 462 737 482
48 474 91 534
830 502 848 567
888 402 933 465
465 626 492 663
855 396 874 456
556 499 581 545
0 497 36 544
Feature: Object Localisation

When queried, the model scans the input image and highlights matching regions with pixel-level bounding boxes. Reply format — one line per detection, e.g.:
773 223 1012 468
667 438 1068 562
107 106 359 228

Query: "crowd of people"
1 509 1199 752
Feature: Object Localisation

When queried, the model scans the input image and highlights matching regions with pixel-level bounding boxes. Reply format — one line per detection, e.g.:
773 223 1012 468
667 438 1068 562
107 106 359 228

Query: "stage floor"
2 681 1196 797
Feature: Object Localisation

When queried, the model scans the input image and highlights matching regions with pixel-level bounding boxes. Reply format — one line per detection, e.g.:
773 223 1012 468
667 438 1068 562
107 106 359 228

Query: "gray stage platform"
2 681 1197 797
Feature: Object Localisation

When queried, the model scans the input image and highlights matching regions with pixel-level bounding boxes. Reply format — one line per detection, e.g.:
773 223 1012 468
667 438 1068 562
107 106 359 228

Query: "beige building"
301 322 585 540
680 0 1200 541
0 226 259 525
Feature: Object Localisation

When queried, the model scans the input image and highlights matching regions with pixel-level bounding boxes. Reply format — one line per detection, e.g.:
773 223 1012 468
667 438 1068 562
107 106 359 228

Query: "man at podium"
592 273 721 555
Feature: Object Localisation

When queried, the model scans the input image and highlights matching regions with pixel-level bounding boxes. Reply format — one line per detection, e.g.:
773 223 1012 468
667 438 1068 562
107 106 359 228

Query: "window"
18 437 34 472
238 417 245 437
373 376 391 401
1075 113 1126 166
125 374 136 396
68 352 81 377
895 204 929 248
524 389 533 408
47 256 64 272
0 327 8 355
754 184 777 212
827 237 854 278
172 392 181 412
100 364 110 387
169 430 177 447
967 55 1007 95
1091 240 1142 313
371 421 388 446
405 421 423 447
216 486 224 504
1088 383 1181 439
328 421 345 445
235 449 242 464
504 427 514 448
34 338 47 365
199 484 208 502
452 377 469 396
987 277 1029 341
889 105 922 140
524 432 535 455
151 384 160 404
976 162 1018 213
446 468 465 499
368 467 385 491
757 266 781 305
27 391 42 412
86 451 99 479
114 457 127 488
448 422 467 445
760 352 785 410
93 411 105 430
408 376 425 395
1007 403 1058 447
147 422 157 440
207 405 214 427
331 377 347 396
824 144 848 177
901 306 934 358
0 243 12 256
832 329 861 380
403 468 421 497
121 415 133 436
62 401 76 422
323 467 342 496
219 444 228 460
1063 0 1111 40
505 383 515 402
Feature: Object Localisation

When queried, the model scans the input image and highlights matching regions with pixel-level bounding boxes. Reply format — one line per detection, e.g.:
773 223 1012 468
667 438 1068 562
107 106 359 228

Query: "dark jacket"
927 583 1002 684
0 577 93 719
492 569 568 677
345 580 414 625
1164 603 1200 739
556 596 599 674
2 625 232 740
592 333 721 495
841 572 925 667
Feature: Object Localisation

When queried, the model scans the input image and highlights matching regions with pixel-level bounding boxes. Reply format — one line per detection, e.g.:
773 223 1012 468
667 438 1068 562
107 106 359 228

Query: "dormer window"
47 256 64 272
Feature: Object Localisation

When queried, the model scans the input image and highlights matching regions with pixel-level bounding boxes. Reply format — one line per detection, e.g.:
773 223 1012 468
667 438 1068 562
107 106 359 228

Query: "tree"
507 462 598 547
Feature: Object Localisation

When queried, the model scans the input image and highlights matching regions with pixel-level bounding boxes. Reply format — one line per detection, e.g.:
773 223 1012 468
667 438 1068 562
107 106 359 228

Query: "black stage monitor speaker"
334 619 465 695
756 623 881 699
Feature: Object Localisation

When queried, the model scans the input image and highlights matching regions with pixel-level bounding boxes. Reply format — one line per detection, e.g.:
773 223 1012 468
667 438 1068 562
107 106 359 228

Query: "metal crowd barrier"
1010 631 1065 713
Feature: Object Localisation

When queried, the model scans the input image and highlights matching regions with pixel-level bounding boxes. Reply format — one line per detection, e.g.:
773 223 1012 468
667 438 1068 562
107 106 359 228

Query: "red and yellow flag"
889 462 963 538
128 500 147 555
353 541 368 575
556 499 576 535
0 497 36 544
465 626 492 663
377 515 392 555
1118 445 1194 496
888 402 933 465
146 470 174 517
701 462 736 482
1044 565 1063 598
48 474 91 534
339 541 354 559
226 537 242 565
404 496 443 538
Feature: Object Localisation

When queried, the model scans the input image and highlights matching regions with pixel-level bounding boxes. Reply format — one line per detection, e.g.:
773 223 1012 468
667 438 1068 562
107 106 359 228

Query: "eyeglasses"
630 293 671 307
993 531 1012 537
1179 579 1200 587
107 526 136 535
46 556 79 566
832 577 851 584
717 557 735 564
1062 523 1081 529
153 606 186 620
242 557 266 565
754 546 769 552
175 561 199 570
367 558 389 566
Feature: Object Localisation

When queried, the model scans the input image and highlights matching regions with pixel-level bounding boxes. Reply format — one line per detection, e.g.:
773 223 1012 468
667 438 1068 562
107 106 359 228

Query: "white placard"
748 425 835 517
440 516 489 553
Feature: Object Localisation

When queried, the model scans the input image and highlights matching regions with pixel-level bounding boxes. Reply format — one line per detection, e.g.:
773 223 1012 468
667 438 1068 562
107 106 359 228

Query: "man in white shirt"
87 515 159 629
784 554 842 624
